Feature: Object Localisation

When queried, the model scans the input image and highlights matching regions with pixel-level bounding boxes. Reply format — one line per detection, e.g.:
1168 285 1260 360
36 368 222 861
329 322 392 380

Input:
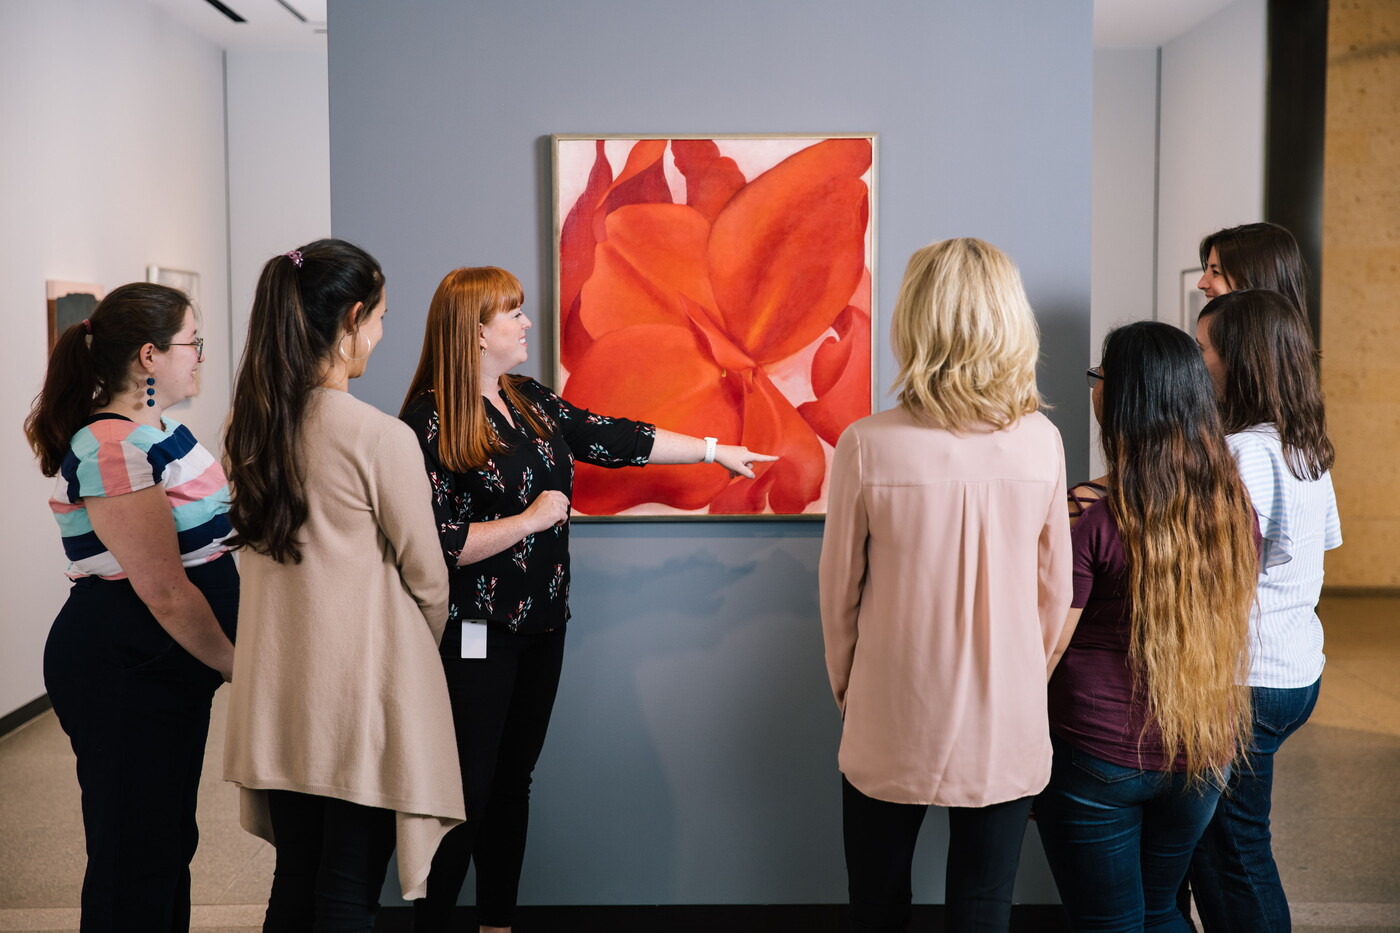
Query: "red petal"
564 325 744 514
559 141 615 368
577 204 716 338
798 304 872 446
708 138 872 364
671 139 747 222
709 370 826 515
593 140 671 240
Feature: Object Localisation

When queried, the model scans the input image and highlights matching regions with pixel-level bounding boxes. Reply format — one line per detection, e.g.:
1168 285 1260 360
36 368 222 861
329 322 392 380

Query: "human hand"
712 446 779 479
522 489 571 533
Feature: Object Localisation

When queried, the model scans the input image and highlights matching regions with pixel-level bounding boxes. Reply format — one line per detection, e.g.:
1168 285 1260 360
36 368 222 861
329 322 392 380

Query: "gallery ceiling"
141 0 1242 53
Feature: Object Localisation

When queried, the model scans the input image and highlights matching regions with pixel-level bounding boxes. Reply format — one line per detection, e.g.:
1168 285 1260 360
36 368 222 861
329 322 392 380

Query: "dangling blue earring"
146 376 156 408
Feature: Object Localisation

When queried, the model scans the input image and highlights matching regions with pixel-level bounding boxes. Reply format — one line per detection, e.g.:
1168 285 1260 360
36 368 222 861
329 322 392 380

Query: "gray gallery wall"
328 0 1092 906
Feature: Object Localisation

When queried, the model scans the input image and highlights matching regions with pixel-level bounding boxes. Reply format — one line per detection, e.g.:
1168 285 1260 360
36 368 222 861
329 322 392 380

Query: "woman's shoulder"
400 389 438 424
73 414 174 453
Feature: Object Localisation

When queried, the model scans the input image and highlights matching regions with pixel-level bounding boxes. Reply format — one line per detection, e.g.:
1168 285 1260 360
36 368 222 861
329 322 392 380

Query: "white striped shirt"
1228 425 1342 688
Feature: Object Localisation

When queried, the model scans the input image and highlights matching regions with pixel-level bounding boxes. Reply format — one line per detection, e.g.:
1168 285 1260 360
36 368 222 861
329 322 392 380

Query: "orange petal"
709 370 826 515
798 305 872 446
577 204 718 338
709 138 872 364
671 139 747 222
564 324 744 514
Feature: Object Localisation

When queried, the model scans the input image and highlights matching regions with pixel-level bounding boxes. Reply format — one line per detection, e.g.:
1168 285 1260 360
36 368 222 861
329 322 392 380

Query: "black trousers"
414 624 567 930
842 776 1035 933
43 558 237 933
263 790 398 933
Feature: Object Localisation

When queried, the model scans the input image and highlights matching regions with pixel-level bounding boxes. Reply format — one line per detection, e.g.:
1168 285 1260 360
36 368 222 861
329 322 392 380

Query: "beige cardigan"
820 408 1073 807
224 389 463 900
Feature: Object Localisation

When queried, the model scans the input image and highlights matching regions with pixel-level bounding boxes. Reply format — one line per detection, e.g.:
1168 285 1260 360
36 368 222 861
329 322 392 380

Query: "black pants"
263 790 398 932
842 776 1035 933
414 624 567 930
43 558 237 933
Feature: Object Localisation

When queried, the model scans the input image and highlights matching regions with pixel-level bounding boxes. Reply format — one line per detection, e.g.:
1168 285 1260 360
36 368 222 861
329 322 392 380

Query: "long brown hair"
25 284 189 476
1199 289 1334 481
1099 322 1256 779
1199 222 1308 320
224 239 384 564
400 267 549 472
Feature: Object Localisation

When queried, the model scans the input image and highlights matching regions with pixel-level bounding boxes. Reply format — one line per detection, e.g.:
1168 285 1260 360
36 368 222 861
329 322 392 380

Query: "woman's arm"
455 491 569 567
647 428 777 479
370 422 452 641
85 487 235 680
818 427 866 715
1047 607 1083 680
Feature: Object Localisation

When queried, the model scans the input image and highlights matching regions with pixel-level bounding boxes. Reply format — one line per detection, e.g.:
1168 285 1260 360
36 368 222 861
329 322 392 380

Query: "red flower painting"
554 135 875 516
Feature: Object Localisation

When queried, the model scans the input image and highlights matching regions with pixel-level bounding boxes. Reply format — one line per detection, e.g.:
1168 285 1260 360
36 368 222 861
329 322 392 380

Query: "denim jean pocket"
1252 682 1319 737
1068 746 1145 784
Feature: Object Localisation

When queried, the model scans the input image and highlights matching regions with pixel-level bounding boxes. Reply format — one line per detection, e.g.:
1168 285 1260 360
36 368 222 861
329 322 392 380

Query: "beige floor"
1 597 1397 932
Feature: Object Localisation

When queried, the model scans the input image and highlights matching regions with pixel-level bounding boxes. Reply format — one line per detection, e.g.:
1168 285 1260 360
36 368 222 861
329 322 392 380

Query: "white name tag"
460 621 488 659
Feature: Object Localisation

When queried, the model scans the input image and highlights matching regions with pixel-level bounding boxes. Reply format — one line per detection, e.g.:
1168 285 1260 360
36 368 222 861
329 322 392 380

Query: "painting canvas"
553 134 877 518
47 281 105 353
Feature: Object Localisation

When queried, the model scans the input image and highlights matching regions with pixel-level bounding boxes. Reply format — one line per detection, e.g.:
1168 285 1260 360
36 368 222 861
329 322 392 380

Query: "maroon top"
1049 496 1259 772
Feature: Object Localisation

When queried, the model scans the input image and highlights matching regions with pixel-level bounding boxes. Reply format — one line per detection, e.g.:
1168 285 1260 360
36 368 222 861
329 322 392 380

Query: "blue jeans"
1036 737 1225 932
1188 679 1320 933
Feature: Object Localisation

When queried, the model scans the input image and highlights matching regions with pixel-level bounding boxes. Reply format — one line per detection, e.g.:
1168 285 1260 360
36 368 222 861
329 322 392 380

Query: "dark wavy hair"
1099 321 1256 779
24 283 190 476
1198 288 1334 481
1199 222 1308 320
224 238 385 563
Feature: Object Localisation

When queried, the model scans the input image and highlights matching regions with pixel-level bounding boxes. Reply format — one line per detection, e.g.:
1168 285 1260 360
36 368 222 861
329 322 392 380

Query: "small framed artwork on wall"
553 134 877 519
1179 268 1207 332
147 266 200 309
46 281 105 353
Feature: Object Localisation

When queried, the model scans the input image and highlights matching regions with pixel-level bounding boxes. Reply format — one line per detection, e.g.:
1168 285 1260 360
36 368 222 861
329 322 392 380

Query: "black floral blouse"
401 378 656 639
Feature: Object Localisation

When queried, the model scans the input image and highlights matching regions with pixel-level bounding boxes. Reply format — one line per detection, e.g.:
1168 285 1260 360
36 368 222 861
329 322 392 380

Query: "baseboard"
0 694 52 739
374 904 1070 932
1321 586 1400 597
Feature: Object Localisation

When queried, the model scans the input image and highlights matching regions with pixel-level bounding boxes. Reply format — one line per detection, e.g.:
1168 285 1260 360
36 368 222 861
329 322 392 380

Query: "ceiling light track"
273 0 309 24
200 0 246 23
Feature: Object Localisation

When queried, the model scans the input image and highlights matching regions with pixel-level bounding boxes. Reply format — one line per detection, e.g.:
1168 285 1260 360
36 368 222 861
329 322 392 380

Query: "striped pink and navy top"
49 414 232 580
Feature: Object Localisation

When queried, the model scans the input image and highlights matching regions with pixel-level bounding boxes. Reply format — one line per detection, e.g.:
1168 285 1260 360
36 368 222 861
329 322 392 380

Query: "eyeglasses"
167 337 204 361
1085 367 1103 389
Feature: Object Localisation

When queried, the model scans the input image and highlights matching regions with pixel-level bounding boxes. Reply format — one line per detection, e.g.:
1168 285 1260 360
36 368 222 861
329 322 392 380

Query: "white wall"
1091 47 1159 476
1156 0 1266 326
225 48 332 367
1088 0 1265 476
0 0 232 717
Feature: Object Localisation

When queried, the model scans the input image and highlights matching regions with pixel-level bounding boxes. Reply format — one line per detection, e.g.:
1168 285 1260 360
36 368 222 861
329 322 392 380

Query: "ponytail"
225 239 384 564
24 284 189 476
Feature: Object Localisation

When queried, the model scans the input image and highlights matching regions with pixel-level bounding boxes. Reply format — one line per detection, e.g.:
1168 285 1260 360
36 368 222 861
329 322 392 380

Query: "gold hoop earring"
339 333 371 362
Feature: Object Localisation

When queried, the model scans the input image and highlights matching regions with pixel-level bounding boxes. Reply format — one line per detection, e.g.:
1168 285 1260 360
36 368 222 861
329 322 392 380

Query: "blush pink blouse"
819 407 1074 807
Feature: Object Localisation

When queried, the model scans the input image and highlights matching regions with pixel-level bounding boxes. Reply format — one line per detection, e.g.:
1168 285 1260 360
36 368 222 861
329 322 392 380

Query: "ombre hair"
1099 322 1256 780
1198 289 1334 481
890 238 1042 431
1199 222 1309 319
400 267 549 472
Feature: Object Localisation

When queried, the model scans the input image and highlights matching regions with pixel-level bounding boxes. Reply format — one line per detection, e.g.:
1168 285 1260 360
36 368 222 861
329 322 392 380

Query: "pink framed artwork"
553 134 877 519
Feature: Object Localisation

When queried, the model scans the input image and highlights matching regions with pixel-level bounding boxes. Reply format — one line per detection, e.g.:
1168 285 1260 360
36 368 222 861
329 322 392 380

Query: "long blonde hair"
890 238 1042 431
1099 322 1257 779
400 267 549 472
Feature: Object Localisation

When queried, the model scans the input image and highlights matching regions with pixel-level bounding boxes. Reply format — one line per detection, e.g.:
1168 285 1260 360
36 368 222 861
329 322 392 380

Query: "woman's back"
821 407 1071 807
